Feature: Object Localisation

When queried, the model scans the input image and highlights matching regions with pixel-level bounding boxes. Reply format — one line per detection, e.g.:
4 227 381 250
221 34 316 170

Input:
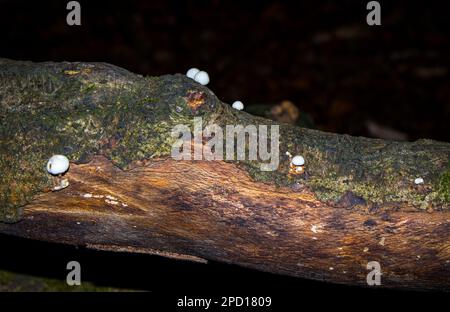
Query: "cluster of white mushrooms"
186 68 210 86
186 68 245 111
186 67 307 175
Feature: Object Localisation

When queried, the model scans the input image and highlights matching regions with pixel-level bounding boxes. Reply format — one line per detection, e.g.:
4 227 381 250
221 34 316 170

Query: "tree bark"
0 58 449 291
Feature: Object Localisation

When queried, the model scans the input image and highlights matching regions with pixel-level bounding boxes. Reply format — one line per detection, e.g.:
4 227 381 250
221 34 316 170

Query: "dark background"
0 0 449 300
2 0 450 141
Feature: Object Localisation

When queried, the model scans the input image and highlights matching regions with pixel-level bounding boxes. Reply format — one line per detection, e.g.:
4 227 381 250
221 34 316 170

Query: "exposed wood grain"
1 155 448 291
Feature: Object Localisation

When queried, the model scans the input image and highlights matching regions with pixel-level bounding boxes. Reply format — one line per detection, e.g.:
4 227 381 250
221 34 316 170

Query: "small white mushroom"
194 71 210 85
232 101 244 111
414 177 424 185
291 155 305 166
47 155 70 175
186 68 200 79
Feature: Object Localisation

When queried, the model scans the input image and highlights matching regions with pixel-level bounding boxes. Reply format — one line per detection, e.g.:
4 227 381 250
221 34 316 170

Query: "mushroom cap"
186 68 200 79
194 71 210 85
47 154 70 175
291 155 305 166
232 101 244 110
414 177 424 185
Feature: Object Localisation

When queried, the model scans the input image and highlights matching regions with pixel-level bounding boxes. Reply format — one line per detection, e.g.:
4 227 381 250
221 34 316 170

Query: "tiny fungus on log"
193 71 210 85
47 155 70 175
232 101 244 111
186 68 200 79
0 58 449 291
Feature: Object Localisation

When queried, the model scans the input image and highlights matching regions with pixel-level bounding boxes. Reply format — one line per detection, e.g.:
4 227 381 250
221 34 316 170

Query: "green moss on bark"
212 103 450 210
436 164 450 202
1 59 449 223
0 59 220 222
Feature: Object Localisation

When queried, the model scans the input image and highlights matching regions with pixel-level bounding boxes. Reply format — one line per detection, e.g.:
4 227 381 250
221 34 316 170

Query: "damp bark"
0 59 449 290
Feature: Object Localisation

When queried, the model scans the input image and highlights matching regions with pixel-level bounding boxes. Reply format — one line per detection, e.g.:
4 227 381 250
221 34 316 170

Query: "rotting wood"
0 59 449 290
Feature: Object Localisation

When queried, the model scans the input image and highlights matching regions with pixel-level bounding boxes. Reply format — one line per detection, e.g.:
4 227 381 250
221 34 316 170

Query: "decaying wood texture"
0 58 449 291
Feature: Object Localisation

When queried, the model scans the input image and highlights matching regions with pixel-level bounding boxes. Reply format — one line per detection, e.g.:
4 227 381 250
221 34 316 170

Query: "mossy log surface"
0 58 449 290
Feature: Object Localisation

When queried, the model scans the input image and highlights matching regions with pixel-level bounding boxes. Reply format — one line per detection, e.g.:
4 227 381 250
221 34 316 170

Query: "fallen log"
0 58 449 291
